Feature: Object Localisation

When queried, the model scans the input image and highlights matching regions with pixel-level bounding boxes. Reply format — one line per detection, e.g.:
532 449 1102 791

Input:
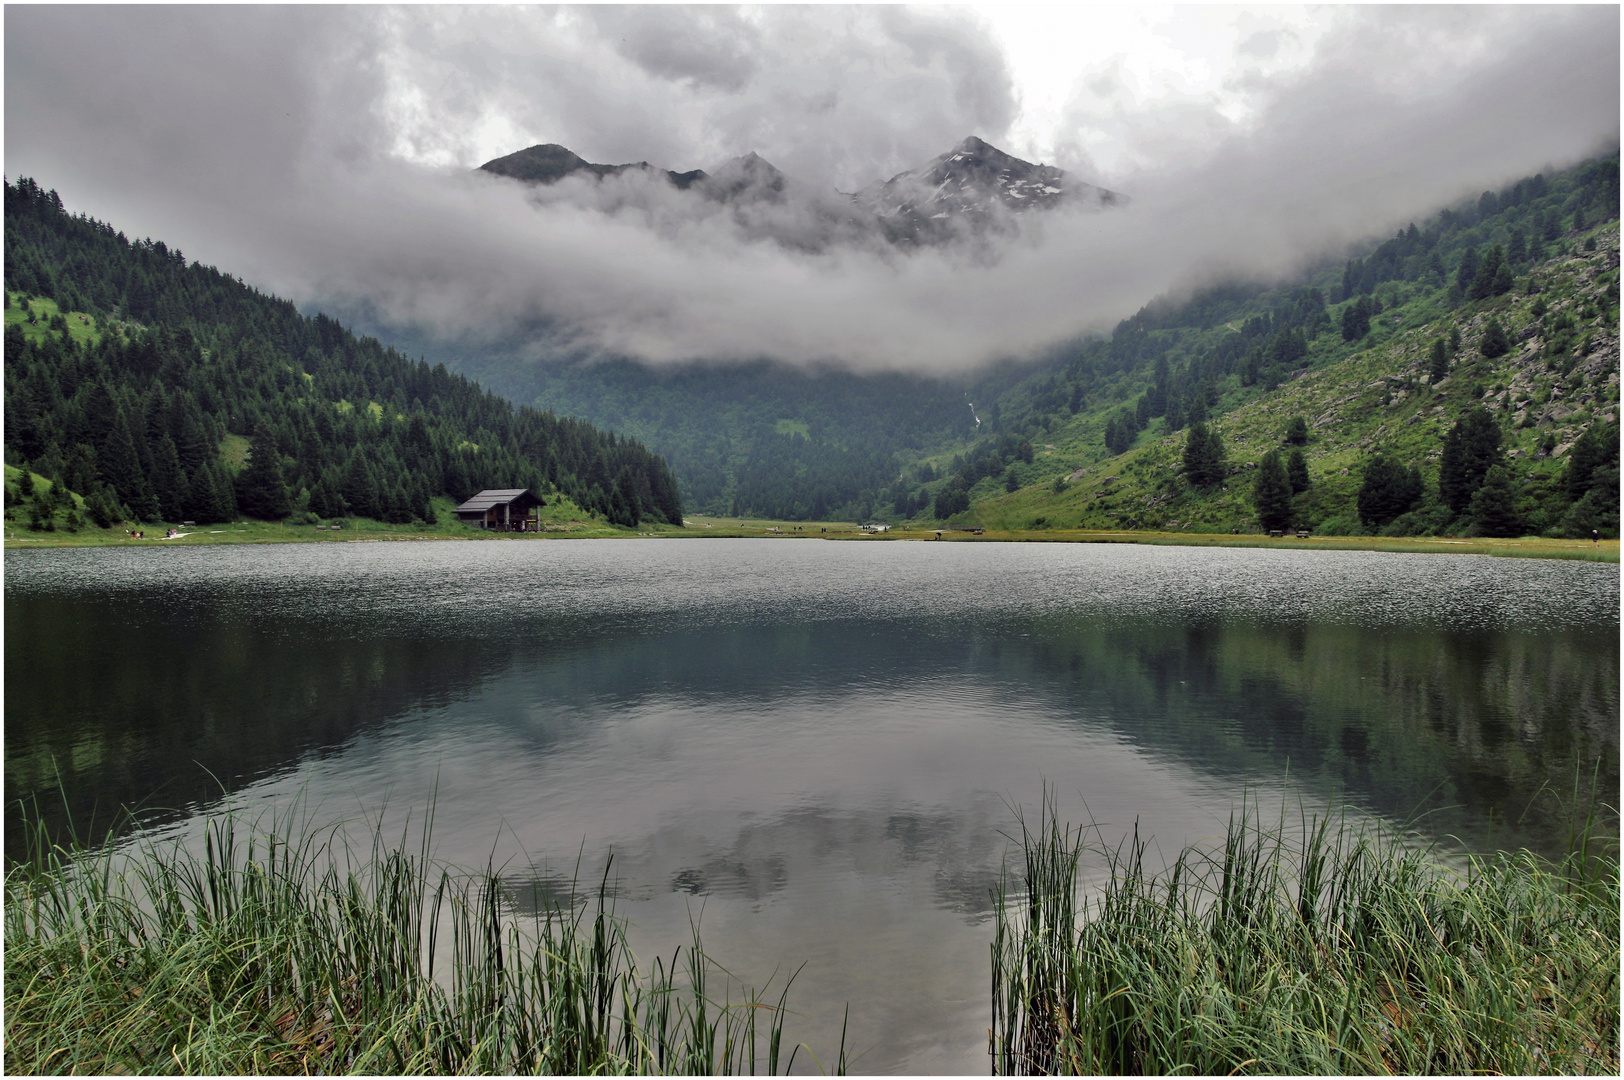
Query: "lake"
5 539 1618 1072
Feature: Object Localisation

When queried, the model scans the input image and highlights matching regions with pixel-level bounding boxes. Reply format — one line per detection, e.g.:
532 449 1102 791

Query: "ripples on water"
6 540 1618 1072
11 539 1616 630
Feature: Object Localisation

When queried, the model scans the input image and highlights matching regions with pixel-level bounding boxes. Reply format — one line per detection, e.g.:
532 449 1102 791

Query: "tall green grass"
992 798 1619 1075
5 806 837 1074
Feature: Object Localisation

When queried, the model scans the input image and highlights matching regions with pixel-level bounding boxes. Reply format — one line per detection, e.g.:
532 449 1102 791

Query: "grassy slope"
964 224 1620 534
4 291 107 348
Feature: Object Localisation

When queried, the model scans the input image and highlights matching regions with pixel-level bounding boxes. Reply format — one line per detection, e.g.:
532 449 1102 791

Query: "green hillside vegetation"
3 178 683 535
456 353 982 520
902 156 1619 539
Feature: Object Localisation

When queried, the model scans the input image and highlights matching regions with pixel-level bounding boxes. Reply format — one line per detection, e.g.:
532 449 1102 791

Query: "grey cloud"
1237 29 1283 60
590 6 762 93
4 5 1618 378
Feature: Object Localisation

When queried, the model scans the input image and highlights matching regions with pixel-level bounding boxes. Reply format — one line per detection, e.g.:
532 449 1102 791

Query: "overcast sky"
6 5 1619 374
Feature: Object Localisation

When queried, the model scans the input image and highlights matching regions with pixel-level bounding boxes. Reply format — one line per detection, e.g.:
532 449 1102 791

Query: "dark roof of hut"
454 489 539 513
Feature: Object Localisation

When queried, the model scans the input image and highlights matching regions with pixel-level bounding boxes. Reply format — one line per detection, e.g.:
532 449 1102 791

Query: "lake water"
5 539 1618 1072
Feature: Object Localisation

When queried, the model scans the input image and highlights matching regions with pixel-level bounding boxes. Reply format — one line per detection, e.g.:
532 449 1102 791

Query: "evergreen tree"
100 408 152 518
1453 247 1482 303
1429 338 1450 382
1284 416 1309 445
151 434 185 521
1438 407 1504 514
1252 451 1294 532
1479 318 1511 359
1004 468 1019 493
341 453 380 519
84 486 121 528
933 481 970 519
1467 246 1505 301
235 421 292 520
1182 423 1226 488
1491 260 1515 296
1340 297 1372 342
1469 465 1523 537
1564 422 1617 500
309 472 345 519
1286 448 1310 495
1357 453 1423 527
180 461 231 524
609 467 640 527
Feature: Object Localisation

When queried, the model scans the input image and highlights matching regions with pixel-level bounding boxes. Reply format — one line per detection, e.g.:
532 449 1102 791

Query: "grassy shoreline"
4 809 830 1075
9 798 1614 1075
7 516 1617 561
993 799 1620 1075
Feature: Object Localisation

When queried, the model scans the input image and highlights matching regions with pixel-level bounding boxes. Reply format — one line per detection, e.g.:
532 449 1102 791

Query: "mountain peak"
851 136 1120 244
479 142 707 190
478 136 1122 251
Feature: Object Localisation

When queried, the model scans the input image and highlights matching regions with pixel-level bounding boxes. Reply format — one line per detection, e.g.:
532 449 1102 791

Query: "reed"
992 796 1619 1075
5 805 832 1075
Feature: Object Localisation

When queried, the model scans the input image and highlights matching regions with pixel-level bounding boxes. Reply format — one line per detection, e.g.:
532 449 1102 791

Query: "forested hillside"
907 155 1620 538
458 355 983 520
2 178 683 531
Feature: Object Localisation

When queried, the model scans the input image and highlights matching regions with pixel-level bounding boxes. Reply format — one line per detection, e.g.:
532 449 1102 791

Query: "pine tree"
1470 465 1523 537
1183 423 1226 488
1357 453 1423 527
1340 297 1371 342
1429 338 1450 382
1283 416 1309 446
1438 407 1504 514
1253 451 1294 532
100 408 156 521
1453 247 1482 303
1491 260 1515 296
341 453 380 519
1564 423 1618 500
610 467 640 527
235 422 292 520
1480 318 1511 359
151 434 185 521
1468 246 1505 301
1286 448 1310 494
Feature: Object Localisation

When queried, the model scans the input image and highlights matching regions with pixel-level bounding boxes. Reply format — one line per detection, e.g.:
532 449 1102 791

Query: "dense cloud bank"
6 6 1618 374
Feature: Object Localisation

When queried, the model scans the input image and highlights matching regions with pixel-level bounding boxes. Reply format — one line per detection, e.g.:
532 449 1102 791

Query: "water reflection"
5 540 1617 1072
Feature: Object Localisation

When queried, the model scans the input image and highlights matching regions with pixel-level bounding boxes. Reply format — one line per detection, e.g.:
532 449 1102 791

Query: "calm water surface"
6 539 1618 1072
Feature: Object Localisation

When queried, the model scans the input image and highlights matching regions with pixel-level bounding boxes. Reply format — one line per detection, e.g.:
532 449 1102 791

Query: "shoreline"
4 518 1616 561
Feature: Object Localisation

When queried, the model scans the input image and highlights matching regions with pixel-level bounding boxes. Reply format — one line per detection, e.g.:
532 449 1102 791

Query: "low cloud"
5 6 1617 376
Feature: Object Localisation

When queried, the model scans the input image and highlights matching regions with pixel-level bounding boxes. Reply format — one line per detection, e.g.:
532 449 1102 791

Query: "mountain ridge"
477 135 1120 248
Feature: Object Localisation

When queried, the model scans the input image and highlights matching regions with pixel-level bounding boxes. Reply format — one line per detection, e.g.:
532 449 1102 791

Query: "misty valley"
5 5 1621 1072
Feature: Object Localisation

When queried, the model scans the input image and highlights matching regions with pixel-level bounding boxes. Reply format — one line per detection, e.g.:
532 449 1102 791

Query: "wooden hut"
454 489 544 532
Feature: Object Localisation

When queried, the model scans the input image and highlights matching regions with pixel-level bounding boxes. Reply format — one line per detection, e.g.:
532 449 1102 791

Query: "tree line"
1227 408 1618 540
3 177 683 529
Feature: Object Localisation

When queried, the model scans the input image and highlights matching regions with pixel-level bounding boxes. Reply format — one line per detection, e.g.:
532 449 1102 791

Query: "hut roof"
455 489 540 513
